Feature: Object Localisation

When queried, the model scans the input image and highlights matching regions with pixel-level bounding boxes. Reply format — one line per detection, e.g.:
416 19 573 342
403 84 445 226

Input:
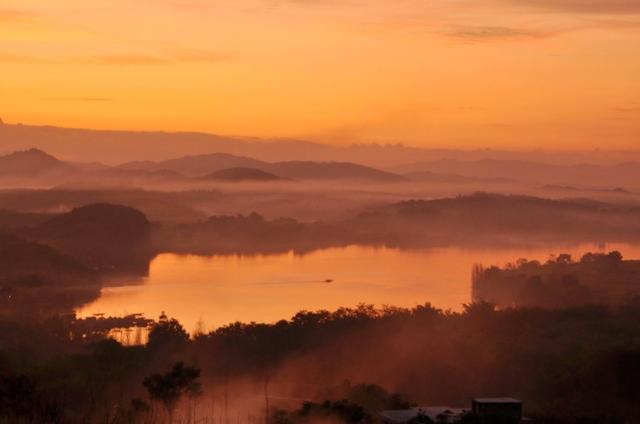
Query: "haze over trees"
27 203 153 272
473 251 640 308
2 303 640 423
3 0 640 419
1 190 640 309
0 204 152 312
0 140 639 423
143 362 202 423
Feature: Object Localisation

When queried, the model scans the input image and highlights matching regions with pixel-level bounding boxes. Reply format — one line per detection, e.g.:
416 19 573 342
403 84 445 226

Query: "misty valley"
1 141 640 424
3 1 640 420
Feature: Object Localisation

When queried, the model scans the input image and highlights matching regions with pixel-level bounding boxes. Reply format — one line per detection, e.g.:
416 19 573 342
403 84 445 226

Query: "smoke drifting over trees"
0 142 639 423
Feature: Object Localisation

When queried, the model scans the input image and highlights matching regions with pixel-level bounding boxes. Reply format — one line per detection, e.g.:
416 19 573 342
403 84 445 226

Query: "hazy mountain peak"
201 167 286 182
0 147 73 177
119 152 268 177
269 161 406 182
10 147 54 158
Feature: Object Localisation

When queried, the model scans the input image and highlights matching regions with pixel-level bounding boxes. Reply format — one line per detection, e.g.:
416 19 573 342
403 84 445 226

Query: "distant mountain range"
119 152 405 181
3 146 640 189
201 167 286 182
0 148 74 177
269 161 405 182
2 121 639 167
392 159 640 188
119 152 267 176
0 148 406 184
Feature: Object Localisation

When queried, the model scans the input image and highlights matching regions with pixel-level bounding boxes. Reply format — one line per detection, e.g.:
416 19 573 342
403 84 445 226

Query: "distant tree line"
473 251 640 308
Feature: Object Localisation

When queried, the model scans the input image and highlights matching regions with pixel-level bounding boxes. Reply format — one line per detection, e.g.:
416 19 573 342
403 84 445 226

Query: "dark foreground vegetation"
1 192 640 423
1 302 640 423
473 251 640 308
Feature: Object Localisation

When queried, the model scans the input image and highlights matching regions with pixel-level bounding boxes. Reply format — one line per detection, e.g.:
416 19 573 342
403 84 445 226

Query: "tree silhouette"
143 362 202 423
147 312 189 350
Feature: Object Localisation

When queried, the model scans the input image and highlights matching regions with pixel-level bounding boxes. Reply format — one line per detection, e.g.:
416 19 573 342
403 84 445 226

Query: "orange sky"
1 0 639 149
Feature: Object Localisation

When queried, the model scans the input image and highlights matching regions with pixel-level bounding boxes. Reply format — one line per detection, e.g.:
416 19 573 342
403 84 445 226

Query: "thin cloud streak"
444 25 557 42
0 9 36 23
612 107 640 113
0 49 230 66
0 52 45 64
155 0 640 15
44 97 114 102
504 0 640 14
87 50 229 65
85 55 168 65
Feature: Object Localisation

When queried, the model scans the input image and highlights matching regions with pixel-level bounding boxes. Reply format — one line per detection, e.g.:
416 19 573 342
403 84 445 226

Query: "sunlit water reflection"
77 243 640 333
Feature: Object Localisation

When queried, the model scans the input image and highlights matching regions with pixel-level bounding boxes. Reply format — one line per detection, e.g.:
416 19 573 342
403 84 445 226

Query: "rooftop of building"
473 398 522 404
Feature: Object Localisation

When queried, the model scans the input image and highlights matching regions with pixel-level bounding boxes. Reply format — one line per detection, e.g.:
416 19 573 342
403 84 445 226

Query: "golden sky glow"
1 0 639 148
